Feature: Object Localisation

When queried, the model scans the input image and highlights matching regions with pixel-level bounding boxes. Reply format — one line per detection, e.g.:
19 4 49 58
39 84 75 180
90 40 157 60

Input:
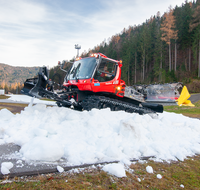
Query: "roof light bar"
75 57 82 61
90 53 99 58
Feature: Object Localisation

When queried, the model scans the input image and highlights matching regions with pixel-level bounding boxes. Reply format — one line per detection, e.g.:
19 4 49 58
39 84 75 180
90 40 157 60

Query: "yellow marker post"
177 86 195 107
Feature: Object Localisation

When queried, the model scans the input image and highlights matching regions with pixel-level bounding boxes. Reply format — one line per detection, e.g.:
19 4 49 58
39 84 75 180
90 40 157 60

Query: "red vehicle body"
61 53 126 102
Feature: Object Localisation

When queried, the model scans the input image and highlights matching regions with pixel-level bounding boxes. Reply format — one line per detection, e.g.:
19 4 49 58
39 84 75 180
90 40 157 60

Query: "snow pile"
146 166 153 173
0 97 200 167
137 178 141 182
102 163 126 177
157 174 162 179
180 184 185 188
1 162 13 175
57 166 64 173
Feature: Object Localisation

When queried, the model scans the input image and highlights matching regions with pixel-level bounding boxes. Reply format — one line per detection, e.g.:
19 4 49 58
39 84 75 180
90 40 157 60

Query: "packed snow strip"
1 162 14 175
7 94 56 105
0 103 200 167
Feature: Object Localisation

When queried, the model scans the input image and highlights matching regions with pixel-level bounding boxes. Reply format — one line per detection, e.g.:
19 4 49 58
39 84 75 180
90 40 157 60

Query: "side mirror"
58 60 68 73
58 61 64 69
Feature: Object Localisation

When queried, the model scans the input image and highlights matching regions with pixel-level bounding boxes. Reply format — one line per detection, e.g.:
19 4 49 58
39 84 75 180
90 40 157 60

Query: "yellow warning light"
117 86 121 91
90 53 98 58
75 57 82 61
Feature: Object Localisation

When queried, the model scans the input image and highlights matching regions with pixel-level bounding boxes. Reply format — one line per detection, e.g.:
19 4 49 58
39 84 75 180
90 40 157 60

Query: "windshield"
67 57 97 80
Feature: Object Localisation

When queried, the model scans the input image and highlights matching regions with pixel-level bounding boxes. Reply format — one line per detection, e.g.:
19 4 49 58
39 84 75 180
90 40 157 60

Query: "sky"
0 0 186 68
0 94 200 177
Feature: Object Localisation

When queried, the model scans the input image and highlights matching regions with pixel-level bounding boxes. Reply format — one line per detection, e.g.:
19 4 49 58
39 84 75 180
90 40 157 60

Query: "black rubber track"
81 95 156 115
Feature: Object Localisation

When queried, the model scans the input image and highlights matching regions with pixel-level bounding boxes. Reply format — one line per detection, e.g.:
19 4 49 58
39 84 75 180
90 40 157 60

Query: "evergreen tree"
190 1 200 77
138 24 150 82
160 7 178 72
174 2 193 71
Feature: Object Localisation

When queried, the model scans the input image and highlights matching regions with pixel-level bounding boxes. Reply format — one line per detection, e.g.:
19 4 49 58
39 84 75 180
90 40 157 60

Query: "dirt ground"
0 103 28 114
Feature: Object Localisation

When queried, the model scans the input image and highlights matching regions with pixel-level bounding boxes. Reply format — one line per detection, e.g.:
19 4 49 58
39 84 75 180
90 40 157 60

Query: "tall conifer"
160 7 178 71
190 1 200 77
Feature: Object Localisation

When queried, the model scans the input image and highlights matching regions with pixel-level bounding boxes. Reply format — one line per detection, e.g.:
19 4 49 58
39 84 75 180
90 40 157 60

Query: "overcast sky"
0 0 186 68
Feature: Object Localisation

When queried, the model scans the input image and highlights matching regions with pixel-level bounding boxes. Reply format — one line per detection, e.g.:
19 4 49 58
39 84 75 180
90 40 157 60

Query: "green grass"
164 100 200 118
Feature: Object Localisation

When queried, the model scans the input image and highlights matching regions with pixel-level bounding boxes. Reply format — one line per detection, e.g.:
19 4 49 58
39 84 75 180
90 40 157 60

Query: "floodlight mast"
75 44 81 57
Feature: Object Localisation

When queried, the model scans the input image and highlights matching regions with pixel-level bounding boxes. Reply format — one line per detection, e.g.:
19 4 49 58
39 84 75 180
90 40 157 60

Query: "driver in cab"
100 65 109 78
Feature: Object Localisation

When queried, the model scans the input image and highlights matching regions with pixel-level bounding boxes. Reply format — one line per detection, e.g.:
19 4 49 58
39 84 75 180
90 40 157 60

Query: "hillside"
0 63 39 85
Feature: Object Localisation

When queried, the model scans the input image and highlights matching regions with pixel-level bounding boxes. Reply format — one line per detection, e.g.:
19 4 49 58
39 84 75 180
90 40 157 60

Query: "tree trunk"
143 49 145 82
128 63 130 86
146 55 148 73
169 43 171 71
135 52 137 84
185 58 187 71
175 40 177 72
172 48 173 70
195 47 198 68
159 41 162 82
189 46 191 72
199 39 200 78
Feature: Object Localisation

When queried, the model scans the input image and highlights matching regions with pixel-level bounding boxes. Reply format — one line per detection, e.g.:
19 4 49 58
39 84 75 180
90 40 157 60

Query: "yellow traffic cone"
177 86 195 106
182 99 195 107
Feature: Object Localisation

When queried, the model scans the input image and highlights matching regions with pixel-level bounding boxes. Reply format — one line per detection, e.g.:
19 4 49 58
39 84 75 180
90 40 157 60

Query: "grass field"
164 100 200 118
0 97 200 189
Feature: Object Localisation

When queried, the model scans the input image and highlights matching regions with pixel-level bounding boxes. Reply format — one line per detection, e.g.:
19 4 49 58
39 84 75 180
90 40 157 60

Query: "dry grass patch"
0 95 9 99
0 102 28 114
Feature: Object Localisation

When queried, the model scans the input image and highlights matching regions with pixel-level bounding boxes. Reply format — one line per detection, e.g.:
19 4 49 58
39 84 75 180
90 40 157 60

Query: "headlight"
117 86 121 91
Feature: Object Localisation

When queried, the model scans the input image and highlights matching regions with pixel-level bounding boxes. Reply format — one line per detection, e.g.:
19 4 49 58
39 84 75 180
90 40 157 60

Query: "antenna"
75 44 81 57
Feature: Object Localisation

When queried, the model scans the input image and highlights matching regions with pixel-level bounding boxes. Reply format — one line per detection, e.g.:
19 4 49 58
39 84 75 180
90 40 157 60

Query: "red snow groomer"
22 53 163 115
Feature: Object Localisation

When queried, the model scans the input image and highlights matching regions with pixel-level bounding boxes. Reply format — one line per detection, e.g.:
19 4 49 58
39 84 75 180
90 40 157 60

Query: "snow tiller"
21 53 163 116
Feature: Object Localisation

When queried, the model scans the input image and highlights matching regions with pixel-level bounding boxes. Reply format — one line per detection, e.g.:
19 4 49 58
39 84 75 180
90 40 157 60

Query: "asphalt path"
189 93 200 103
0 143 70 179
0 143 153 179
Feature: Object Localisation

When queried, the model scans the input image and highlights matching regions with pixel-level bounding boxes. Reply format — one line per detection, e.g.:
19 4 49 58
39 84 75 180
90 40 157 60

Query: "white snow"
146 166 153 173
137 178 141 182
157 174 162 179
57 166 64 173
1 95 200 177
7 94 56 105
1 162 14 175
102 163 126 177
180 184 184 188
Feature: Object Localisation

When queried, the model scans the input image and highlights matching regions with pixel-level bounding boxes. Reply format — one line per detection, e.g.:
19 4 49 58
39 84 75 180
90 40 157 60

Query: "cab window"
94 59 117 82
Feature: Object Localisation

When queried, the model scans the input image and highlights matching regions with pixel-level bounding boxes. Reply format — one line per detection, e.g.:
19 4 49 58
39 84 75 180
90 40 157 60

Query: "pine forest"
2 1 200 94
74 0 200 90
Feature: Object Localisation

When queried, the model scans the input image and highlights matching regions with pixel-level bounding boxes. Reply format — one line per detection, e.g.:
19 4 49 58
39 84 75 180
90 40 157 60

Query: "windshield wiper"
72 63 81 81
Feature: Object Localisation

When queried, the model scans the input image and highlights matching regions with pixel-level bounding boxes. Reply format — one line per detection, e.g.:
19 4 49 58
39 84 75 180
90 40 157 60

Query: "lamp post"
75 44 81 57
